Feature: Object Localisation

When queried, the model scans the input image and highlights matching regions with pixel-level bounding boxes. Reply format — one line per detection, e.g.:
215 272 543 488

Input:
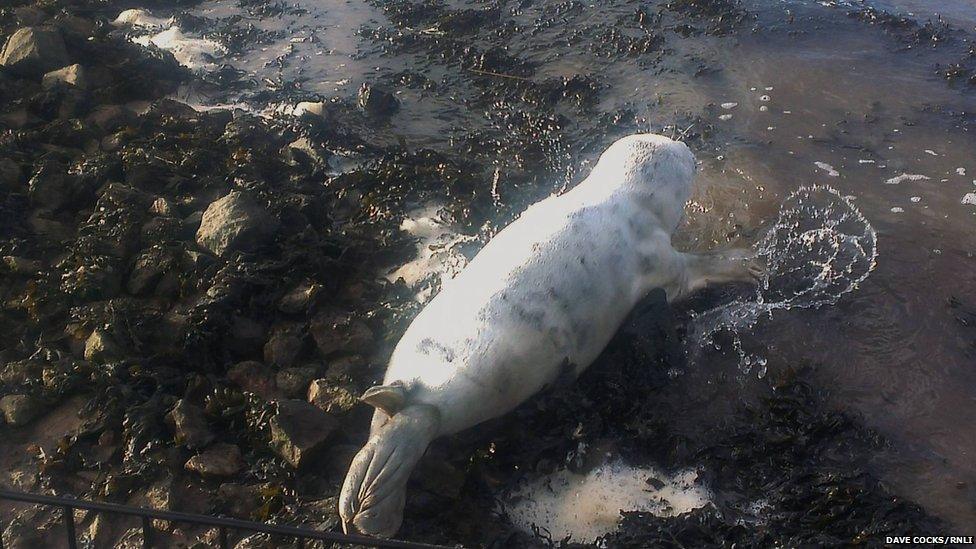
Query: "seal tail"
339 403 440 538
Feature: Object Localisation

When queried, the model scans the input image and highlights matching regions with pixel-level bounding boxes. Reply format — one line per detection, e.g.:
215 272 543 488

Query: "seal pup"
339 133 763 537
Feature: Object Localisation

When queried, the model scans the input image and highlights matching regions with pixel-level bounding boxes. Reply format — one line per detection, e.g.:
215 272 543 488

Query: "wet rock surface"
0 0 958 546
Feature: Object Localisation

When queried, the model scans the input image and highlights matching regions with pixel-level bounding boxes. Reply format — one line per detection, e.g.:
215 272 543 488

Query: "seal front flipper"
360 383 406 416
675 248 766 299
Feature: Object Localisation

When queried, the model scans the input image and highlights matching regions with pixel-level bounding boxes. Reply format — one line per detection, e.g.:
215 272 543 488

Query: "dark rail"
0 489 453 549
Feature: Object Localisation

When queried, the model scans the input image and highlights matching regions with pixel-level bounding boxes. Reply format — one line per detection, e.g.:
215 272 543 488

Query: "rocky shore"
0 0 950 547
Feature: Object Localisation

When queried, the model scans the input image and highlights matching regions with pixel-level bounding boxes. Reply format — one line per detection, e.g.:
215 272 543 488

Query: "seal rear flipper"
339 404 440 538
360 383 406 416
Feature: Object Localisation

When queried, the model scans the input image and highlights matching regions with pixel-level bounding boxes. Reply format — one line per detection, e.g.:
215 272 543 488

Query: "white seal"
339 134 762 537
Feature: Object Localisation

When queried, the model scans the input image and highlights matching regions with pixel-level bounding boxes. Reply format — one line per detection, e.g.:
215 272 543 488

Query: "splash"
688 185 878 376
503 460 711 543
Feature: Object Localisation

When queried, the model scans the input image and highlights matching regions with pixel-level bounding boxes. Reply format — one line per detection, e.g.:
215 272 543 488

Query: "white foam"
503 460 711 543
718 113 733 121
885 173 930 185
113 9 170 28
814 162 839 177
891 206 904 213
962 193 976 206
956 167 966 176
385 205 476 302
720 102 738 110
133 27 226 68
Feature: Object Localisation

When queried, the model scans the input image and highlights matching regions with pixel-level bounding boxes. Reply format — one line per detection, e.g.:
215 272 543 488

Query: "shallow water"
118 0 976 532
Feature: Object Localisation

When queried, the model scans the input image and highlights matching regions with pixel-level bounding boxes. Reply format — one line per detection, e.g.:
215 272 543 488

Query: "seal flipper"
360 383 406 416
339 404 440 537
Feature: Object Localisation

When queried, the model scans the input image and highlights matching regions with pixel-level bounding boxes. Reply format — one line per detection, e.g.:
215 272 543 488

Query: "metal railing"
0 489 452 549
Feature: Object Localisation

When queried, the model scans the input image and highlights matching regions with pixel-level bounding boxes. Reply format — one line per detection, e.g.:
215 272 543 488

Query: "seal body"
383 134 696 435
339 134 761 537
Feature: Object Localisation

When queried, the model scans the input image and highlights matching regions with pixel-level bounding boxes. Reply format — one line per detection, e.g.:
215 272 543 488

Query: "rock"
87 105 134 132
13 6 46 26
263 324 304 368
278 280 322 314
150 197 175 216
0 157 23 190
217 483 265 520
275 366 317 399
42 63 87 89
28 160 71 211
165 399 214 449
228 316 266 356
140 478 179 531
0 27 71 77
1 360 41 385
0 394 41 426
84 329 121 364
324 355 366 379
127 247 176 295
293 101 325 117
185 443 245 477
269 400 339 468
309 311 374 357
195 191 278 256
226 361 279 400
357 82 399 116
3 256 44 274
307 379 359 415
28 212 73 240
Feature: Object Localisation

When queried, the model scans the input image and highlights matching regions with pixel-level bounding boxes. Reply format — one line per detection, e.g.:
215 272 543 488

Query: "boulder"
195 191 278 256
357 82 399 116
309 310 374 357
263 324 304 368
185 443 245 477
165 399 214 449
42 63 87 89
277 280 322 314
275 366 317 399
0 394 41 426
84 329 121 363
269 400 339 468
307 379 359 415
0 157 23 191
27 160 71 211
226 361 279 400
217 483 266 520
0 27 70 77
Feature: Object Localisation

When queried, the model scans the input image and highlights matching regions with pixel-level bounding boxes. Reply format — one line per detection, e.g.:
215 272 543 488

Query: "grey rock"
42 63 87 89
226 361 279 400
307 379 359 415
3 256 44 274
269 399 339 468
84 329 121 363
0 27 70 77
309 310 374 357
357 82 399 116
28 160 71 211
0 394 41 426
0 157 23 191
275 366 317 399
277 280 322 314
185 443 245 477
165 399 214 449
263 324 304 369
195 191 278 256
